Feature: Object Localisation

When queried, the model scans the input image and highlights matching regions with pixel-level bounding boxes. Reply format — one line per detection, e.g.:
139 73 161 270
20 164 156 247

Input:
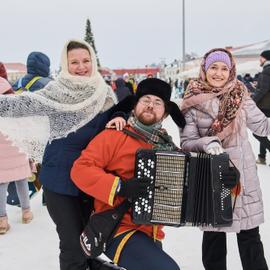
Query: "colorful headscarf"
182 48 247 138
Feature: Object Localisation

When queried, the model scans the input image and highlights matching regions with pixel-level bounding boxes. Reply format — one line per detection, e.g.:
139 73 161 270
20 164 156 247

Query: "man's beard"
136 110 157 125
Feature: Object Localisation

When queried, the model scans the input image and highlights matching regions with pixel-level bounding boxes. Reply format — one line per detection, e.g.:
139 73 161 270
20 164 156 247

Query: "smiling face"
134 94 166 125
206 62 230 88
67 48 92 76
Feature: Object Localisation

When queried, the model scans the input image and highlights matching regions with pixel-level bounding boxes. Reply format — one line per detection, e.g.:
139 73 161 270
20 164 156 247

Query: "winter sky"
0 0 269 70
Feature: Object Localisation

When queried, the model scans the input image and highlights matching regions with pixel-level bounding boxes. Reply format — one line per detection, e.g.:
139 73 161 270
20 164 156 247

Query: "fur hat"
204 50 232 71
0 62 8 80
260 50 270 61
135 78 186 128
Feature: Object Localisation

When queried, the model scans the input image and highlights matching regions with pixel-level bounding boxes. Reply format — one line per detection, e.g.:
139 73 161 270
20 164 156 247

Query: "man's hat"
135 78 186 128
260 50 270 61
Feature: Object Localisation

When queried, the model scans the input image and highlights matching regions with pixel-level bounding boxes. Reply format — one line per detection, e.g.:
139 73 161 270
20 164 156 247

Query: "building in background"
3 63 27 83
99 67 160 82
163 39 270 82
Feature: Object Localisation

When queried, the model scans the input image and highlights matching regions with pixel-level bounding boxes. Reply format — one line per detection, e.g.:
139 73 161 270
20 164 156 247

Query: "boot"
0 216 10 234
22 209 33 224
256 157 266 165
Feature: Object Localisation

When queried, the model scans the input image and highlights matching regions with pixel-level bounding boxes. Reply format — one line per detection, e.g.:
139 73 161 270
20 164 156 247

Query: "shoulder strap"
25 76 42 90
15 76 42 94
15 78 24 94
122 128 148 143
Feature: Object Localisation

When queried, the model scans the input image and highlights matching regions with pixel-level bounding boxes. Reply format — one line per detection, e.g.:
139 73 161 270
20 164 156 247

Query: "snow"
0 117 269 270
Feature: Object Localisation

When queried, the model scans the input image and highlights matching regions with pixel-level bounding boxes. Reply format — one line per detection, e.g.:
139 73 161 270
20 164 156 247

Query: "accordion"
132 149 233 227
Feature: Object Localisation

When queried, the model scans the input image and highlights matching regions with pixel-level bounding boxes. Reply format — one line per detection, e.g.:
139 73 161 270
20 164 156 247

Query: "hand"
205 142 224 155
222 166 240 189
118 177 149 199
106 117 127 131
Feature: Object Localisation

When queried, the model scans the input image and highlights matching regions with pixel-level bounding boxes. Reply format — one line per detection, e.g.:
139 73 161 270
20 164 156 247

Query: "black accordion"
132 149 233 227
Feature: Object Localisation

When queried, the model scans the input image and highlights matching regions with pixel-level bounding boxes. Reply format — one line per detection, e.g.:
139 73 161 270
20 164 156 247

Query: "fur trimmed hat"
135 78 186 128
260 50 270 61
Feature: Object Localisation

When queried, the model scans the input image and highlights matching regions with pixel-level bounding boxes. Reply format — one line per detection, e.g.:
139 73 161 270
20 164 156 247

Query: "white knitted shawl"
0 39 117 162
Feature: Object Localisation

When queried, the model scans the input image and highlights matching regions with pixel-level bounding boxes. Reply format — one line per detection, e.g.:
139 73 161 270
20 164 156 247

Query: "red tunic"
71 126 164 240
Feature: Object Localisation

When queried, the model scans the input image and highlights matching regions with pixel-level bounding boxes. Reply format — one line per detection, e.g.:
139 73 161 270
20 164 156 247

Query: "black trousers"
253 134 270 159
253 108 270 159
202 227 268 270
43 188 93 270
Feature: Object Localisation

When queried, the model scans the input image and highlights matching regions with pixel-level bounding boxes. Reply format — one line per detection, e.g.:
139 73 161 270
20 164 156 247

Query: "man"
71 78 185 270
252 50 270 165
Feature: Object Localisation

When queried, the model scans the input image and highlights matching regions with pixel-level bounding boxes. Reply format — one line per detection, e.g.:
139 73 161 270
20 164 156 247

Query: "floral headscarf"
182 48 247 137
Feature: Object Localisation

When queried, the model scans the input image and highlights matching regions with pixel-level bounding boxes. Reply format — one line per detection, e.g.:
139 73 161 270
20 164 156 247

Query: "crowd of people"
0 41 269 270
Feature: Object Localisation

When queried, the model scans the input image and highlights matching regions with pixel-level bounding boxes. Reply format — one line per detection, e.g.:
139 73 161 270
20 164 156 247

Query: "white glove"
205 142 224 155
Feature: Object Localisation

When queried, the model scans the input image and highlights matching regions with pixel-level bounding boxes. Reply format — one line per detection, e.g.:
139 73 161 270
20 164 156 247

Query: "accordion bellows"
132 149 233 227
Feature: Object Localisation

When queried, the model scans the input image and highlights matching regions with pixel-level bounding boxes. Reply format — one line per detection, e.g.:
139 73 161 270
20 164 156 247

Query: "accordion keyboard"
133 150 186 226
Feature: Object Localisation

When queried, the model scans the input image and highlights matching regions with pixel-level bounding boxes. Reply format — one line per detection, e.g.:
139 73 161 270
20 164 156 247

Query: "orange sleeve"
71 129 121 206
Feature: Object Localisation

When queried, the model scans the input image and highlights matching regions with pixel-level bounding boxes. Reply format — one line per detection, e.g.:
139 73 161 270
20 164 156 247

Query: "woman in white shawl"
0 39 132 270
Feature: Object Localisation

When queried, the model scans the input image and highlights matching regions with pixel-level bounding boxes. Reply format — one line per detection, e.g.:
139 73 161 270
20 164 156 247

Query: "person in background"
241 73 256 93
252 50 270 165
114 78 133 102
0 62 8 80
71 78 186 270
129 76 137 93
0 78 33 234
12 52 52 205
123 73 134 95
181 48 269 270
13 51 51 92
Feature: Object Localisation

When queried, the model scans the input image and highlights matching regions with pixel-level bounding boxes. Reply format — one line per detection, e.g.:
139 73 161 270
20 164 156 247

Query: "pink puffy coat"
181 95 270 233
0 77 32 182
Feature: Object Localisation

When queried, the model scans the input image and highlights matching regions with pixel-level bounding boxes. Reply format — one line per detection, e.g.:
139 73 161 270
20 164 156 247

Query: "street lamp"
182 0 186 71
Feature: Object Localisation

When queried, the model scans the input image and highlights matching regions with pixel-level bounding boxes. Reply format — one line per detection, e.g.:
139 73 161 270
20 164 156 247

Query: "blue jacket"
39 109 113 196
13 51 51 92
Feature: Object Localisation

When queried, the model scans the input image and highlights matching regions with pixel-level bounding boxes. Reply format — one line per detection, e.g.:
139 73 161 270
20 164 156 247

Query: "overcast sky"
0 0 269 70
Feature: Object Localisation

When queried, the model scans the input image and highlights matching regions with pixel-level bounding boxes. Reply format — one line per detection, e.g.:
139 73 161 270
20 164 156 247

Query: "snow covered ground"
0 117 269 270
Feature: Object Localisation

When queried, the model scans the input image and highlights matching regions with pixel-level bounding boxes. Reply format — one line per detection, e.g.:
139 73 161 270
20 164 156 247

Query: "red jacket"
71 126 165 240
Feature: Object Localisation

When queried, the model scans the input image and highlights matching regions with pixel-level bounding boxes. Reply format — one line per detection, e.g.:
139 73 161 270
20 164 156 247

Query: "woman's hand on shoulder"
106 117 127 131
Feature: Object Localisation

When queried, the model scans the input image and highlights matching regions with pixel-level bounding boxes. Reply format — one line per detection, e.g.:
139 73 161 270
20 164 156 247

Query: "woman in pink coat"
181 49 269 270
0 77 33 234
